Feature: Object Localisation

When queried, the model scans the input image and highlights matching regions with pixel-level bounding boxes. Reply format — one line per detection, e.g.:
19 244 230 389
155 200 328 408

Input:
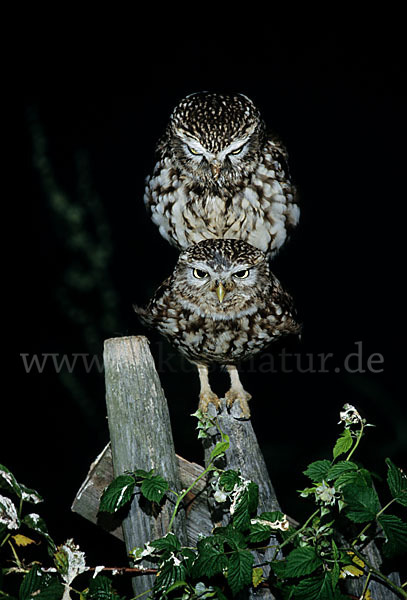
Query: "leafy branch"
1 404 406 599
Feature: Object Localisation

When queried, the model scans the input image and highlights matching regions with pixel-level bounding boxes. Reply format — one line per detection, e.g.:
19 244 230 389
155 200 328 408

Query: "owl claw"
225 388 252 419
199 391 221 414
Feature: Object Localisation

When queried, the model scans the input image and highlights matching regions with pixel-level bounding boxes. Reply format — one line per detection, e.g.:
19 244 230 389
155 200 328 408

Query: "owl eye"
229 145 244 156
193 268 209 279
233 269 250 279
187 145 202 156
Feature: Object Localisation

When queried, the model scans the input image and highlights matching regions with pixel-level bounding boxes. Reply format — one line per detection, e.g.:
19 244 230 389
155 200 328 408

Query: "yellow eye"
230 146 244 156
233 269 250 279
188 145 202 156
193 268 208 279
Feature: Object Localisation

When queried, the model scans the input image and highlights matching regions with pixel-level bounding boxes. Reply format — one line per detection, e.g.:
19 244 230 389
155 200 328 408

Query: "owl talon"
225 389 251 419
199 391 221 414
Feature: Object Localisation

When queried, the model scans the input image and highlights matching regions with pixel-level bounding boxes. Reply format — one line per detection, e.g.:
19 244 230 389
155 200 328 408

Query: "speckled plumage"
135 239 301 417
144 92 299 258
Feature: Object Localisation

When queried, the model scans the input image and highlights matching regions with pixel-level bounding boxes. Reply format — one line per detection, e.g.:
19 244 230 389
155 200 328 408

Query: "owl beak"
216 281 225 303
210 162 221 179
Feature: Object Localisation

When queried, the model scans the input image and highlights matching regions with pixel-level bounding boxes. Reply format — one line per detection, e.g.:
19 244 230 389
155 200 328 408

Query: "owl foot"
225 364 251 419
225 388 251 419
199 391 221 414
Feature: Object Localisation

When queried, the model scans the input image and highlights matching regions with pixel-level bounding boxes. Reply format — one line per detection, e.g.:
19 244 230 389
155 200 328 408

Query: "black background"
8 24 406 594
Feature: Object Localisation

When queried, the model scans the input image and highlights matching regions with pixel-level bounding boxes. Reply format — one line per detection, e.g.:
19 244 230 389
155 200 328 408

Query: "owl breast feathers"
135 239 301 368
144 92 299 258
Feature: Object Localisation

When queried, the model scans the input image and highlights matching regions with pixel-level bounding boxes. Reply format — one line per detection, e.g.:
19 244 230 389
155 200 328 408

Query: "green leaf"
333 429 353 460
386 458 407 507
227 548 254 596
292 573 341 599
87 575 123 599
214 524 246 550
150 532 180 553
326 461 358 481
378 514 407 558
281 546 323 578
334 469 370 491
342 485 380 523
99 474 135 513
232 482 258 531
219 470 240 492
0 464 22 498
140 474 168 503
19 566 63 600
154 556 187 593
193 541 228 578
210 436 230 462
22 513 56 552
303 460 331 482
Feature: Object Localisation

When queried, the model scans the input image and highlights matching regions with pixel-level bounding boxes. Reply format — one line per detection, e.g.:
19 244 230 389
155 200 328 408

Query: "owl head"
158 92 266 188
170 239 273 319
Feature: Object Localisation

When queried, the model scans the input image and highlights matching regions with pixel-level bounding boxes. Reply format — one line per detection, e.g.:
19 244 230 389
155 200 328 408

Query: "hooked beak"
210 162 221 179
216 281 225 303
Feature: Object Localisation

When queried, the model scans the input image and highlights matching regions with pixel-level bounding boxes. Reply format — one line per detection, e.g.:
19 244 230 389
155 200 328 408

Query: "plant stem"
167 464 214 533
271 509 320 559
346 422 364 462
351 547 407 598
352 497 397 547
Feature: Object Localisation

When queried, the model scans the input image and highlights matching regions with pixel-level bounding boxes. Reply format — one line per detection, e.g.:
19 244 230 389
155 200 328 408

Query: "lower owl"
134 239 301 418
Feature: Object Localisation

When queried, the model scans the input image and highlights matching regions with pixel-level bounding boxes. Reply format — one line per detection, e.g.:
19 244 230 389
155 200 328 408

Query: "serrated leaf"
193 543 228 578
140 474 168 503
386 458 407 507
0 464 22 498
210 437 230 461
22 513 55 552
303 460 331 482
378 513 407 558
281 546 323 578
150 532 180 553
99 474 135 514
334 470 370 491
19 484 43 504
342 485 380 522
227 548 254 596
19 565 63 600
154 557 187 592
292 573 336 599
326 461 358 481
333 428 353 460
87 574 123 599
214 524 246 549
248 522 274 543
219 470 240 492
232 483 258 531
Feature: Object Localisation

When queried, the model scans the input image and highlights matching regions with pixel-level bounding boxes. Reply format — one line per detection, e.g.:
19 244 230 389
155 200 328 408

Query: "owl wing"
133 276 173 327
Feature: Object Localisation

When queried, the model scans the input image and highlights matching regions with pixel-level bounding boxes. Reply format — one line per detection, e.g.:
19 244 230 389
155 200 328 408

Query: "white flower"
339 404 362 425
315 481 337 505
213 490 228 503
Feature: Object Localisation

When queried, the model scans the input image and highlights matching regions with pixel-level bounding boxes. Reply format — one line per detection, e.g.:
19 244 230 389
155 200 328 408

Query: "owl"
134 239 301 418
144 92 299 258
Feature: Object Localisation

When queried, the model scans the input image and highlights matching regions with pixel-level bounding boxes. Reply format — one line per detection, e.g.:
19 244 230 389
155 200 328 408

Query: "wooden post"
203 401 280 600
103 336 187 596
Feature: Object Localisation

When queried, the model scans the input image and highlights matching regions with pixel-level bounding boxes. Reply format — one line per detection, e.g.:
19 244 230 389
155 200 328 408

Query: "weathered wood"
103 336 187 596
203 400 280 600
71 444 213 545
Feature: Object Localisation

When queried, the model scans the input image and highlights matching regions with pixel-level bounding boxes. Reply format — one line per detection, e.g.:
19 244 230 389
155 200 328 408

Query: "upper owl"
144 92 300 258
